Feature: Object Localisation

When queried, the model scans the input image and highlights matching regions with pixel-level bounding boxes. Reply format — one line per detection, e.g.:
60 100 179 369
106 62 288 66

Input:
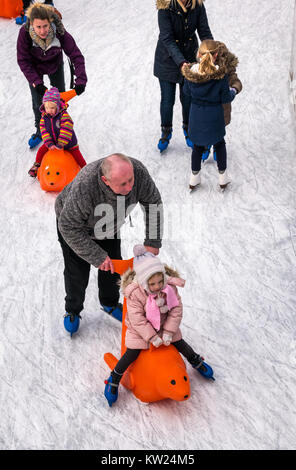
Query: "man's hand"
144 246 159 256
98 256 114 274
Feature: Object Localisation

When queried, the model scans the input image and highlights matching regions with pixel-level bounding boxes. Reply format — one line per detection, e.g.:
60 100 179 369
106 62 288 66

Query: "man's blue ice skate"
64 312 81 337
104 376 119 407
183 126 193 148
102 303 123 322
192 355 215 381
158 126 172 153
28 133 42 149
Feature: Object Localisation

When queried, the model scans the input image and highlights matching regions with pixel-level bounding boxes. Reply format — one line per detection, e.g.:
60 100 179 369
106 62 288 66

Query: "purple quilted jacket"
17 19 87 87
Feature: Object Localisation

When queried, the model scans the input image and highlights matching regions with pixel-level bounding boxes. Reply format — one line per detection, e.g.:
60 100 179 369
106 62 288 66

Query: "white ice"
0 0 296 450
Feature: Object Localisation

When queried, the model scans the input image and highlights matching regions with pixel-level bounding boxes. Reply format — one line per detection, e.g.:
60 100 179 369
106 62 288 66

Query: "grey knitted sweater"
55 158 163 267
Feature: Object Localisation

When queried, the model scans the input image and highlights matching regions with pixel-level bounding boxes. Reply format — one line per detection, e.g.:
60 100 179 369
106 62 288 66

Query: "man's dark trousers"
57 227 121 315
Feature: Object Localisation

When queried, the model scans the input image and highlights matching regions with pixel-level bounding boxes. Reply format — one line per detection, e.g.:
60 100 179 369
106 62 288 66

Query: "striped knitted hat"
133 245 166 290
42 87 60 105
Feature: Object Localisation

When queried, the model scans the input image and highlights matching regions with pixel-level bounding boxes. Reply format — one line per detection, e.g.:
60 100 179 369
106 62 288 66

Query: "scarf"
146 284 179 331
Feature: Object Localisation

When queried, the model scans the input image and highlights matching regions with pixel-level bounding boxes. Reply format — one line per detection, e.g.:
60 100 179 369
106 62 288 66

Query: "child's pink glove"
151 335 163 348
162 332 173 346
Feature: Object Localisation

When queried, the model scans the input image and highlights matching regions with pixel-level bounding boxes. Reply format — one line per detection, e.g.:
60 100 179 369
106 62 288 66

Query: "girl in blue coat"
183 40 237 189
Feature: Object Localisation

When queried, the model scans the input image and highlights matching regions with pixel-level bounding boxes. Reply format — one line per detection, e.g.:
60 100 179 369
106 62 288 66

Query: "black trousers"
29 62 65 134
23 1 53 10
57 227 122 315
113 339 197 377
159 79 191 128
192 138 227 172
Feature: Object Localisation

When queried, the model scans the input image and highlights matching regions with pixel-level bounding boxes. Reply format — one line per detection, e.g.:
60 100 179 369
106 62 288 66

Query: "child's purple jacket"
17 24 87 87
39 101 77 149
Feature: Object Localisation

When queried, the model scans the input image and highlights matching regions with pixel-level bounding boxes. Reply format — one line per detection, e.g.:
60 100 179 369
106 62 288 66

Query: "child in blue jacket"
183 40 238 189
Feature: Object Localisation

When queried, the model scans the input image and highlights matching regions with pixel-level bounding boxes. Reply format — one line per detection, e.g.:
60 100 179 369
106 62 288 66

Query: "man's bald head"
101 153 134 195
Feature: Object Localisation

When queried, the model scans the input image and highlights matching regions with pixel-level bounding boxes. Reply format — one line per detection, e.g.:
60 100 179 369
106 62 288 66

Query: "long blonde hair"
198 40 221 75
172 0 204 9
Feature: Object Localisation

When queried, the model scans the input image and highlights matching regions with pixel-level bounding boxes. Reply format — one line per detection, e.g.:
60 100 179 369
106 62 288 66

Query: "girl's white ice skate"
218 169 230 190
189 171 201 190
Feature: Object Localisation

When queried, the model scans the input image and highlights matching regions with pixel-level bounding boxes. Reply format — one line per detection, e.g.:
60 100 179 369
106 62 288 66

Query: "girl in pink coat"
104 245 214 406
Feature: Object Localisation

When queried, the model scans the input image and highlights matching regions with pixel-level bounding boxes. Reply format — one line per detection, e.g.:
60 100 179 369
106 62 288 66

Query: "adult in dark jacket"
55 153 163 336
153 0 213 152
17 3 87 148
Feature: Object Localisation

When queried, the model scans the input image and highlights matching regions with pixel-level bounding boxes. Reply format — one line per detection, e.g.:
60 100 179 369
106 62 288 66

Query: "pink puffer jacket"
122 266 185 350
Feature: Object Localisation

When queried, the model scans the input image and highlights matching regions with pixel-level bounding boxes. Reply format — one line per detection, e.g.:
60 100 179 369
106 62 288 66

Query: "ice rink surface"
0 0 295 450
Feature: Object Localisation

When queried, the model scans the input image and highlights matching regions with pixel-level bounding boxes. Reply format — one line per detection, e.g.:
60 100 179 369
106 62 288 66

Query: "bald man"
55 154 163 335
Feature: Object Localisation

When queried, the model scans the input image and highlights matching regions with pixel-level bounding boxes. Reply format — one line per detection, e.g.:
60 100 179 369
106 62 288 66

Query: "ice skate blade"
218 182 231 192
189 184 200 192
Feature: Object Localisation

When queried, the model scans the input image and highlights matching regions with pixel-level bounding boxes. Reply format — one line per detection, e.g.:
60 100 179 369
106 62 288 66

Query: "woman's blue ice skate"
158 127 172 153
202 145 211 161
202 145 217 162
104 376 119 407
64 312 81 337
183 126 193 148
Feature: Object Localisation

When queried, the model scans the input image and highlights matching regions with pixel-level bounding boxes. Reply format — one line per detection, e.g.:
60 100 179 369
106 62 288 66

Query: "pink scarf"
146 284 179 331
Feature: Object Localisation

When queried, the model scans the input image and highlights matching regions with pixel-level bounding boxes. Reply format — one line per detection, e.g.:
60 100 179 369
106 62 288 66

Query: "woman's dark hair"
28 4 53 23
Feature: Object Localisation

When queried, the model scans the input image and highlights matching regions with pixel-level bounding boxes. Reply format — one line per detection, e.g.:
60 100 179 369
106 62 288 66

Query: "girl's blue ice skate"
104 376 119 407
191 355 215 381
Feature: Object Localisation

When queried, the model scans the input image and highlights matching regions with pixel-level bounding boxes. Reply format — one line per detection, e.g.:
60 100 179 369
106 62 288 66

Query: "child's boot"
158 126 172 153
189 170 201 190
63 312 81 337
218 169 230 189
183 125 193 148
190 354 215 380
104 370 122 407
28 162 40 178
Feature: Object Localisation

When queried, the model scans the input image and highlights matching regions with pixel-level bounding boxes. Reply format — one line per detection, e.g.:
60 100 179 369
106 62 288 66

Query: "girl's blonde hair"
198 40 221 75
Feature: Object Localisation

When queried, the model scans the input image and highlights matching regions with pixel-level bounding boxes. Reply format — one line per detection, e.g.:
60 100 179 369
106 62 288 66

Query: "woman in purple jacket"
17 3 87 148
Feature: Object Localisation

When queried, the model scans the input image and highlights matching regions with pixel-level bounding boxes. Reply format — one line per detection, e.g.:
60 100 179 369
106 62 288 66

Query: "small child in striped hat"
28 87 87 177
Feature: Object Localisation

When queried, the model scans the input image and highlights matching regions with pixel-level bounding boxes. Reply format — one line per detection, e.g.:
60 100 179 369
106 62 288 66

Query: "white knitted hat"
133 245 166 290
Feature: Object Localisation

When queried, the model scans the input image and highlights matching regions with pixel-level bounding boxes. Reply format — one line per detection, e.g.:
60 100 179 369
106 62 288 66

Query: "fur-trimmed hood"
25 4 65 35
182 42 239 83
156 0 204 10
121 264 183 292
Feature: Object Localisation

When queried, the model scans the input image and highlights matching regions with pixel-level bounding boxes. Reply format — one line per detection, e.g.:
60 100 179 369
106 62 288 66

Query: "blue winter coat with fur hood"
183 63 235 146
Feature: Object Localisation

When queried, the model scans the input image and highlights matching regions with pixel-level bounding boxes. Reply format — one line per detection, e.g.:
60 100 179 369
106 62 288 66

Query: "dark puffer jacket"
153 0 213 84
